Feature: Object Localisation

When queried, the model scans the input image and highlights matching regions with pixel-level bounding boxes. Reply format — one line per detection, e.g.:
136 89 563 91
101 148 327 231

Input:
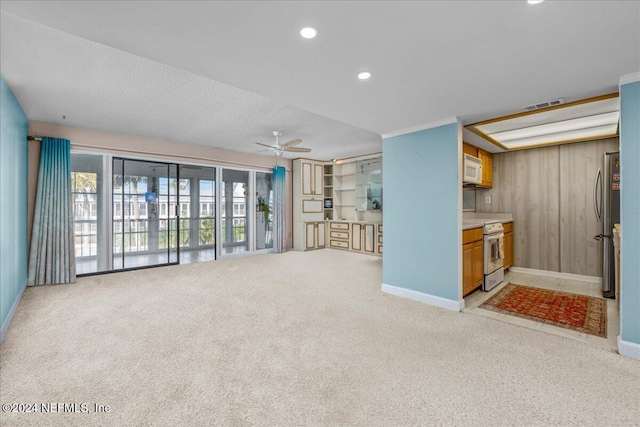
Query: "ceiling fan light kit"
254 131 311 158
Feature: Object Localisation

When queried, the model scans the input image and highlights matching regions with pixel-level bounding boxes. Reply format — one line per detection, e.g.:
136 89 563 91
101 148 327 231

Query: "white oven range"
482 221 505 291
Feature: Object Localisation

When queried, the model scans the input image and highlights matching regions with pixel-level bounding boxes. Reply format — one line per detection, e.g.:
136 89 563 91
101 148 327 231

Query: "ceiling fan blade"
285 147 311 152
281 138 302 148
254 142 277 149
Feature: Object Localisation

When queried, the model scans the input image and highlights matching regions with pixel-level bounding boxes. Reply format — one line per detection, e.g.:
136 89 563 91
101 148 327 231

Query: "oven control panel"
483 222 504 235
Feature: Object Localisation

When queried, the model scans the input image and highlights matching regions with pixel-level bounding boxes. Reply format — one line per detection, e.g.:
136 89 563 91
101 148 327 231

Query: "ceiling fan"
254 131 311 157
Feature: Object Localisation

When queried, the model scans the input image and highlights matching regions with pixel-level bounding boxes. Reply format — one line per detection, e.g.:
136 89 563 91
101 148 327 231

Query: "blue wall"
0 74 29 342
382 121 460 306
619 78 640 347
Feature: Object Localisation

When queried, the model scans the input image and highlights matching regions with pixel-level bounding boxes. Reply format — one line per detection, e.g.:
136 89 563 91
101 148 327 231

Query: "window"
233 202 245 216
139 203 147 217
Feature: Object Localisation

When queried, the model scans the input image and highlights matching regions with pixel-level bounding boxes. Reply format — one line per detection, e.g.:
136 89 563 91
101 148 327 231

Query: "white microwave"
463 154 482 184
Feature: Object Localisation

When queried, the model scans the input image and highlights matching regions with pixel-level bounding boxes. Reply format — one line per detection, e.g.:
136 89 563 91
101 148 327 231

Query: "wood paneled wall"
476 137 619 276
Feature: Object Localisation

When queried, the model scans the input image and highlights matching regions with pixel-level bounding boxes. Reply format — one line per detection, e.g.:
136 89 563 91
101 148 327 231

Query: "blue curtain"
272 166 286 253
28 137 76 285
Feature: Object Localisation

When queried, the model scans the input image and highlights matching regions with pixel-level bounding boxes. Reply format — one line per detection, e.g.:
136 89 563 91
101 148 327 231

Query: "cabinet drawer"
377 234 383 244
377 224 383 233
302 199 323 213
330 231 349 239
330 240 349 249
463 228 483 244
330 222 349 230
503 222 513 233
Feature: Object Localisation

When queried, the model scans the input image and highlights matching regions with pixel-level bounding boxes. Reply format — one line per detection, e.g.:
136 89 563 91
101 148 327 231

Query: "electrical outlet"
485 196 491 204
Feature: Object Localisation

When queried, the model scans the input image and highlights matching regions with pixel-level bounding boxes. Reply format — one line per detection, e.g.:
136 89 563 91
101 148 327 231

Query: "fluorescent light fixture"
300 27 318 39
357 71 372 80
466 94 620 150
528 0 545 4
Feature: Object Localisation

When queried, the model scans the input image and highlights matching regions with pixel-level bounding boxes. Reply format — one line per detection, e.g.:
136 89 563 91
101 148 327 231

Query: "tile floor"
464 270 620 351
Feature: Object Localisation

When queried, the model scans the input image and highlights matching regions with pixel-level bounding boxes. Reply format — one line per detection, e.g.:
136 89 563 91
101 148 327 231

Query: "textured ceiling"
0 13 380 161
1 1 639 157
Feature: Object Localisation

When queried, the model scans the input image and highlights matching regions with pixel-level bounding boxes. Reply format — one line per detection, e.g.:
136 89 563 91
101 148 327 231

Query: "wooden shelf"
335 188 355 191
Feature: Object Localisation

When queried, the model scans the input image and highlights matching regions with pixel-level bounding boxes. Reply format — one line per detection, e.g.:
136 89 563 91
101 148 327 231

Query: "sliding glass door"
112 158 179 270
71 153 106 274
71 153 271 275
177 165 216 263
221 169 250 254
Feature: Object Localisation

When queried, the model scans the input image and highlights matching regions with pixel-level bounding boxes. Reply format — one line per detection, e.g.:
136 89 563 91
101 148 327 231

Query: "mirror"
356 157 382 211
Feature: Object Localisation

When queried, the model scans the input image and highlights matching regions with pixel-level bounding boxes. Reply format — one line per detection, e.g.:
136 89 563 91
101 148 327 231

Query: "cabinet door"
351 223 362 251
316 222 326 248
463 243 474 295
463 143 478 157
305 222 316 250
302 162 313 195
477 149 493 188
364 224 375 253
313 163 324 196
504 232 514 269
472 241 484 287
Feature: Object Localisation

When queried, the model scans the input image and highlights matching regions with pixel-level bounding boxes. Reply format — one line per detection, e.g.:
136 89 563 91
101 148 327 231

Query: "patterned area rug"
480 283 607 337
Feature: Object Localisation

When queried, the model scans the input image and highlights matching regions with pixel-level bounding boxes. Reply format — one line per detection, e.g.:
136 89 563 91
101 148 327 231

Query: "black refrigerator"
593 151 620 299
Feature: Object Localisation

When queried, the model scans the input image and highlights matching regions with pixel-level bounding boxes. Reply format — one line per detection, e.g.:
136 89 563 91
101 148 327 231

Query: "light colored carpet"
1 250 638 426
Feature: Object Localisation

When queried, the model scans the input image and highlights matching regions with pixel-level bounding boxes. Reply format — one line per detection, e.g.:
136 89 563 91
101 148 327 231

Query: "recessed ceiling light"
300 27 318 39
357 71 372 80
527 0 545 4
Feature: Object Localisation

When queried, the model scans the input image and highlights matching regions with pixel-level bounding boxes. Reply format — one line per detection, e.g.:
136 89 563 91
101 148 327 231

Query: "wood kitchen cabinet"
503 222 514 269
463 142 478 157
477 148 493 188
462 227 484 296
463 142 493 188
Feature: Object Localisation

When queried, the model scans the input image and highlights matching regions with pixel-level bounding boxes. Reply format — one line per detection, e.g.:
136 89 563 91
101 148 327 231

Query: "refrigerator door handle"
593 168 602 222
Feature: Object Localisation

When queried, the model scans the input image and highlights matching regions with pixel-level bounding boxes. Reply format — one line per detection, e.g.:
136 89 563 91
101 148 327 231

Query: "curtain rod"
28 136 292 172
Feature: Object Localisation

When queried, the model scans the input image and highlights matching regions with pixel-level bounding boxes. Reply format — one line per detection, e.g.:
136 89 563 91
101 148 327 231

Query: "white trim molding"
619 71 640 86
508 267 601 284
381 283 464 312
618 336 640 360
0 279 27 344
381 117 458 140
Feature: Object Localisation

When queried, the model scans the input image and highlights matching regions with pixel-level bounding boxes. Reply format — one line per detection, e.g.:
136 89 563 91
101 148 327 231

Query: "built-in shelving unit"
323 164 333 220
332 161 356 220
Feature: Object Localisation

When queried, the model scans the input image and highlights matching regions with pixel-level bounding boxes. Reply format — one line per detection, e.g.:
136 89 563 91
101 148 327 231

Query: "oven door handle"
484 233 504 241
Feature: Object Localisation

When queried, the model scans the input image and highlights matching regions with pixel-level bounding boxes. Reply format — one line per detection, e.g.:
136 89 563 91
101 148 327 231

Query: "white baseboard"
508 267 601 284
618 336 640 360
381 283 464 312
0 279 27 344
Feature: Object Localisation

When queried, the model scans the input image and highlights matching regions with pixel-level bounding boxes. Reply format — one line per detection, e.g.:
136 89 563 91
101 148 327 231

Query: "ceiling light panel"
500 124 618 149
476 97 619 135
489 111 620 143
466 94 620 151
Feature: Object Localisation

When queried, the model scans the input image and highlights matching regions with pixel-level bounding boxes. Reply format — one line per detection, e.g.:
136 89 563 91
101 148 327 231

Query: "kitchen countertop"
462 218 513 230
462 212 514 230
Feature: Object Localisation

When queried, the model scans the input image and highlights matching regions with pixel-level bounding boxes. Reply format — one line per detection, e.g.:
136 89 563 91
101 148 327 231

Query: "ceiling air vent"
523 97 565 111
